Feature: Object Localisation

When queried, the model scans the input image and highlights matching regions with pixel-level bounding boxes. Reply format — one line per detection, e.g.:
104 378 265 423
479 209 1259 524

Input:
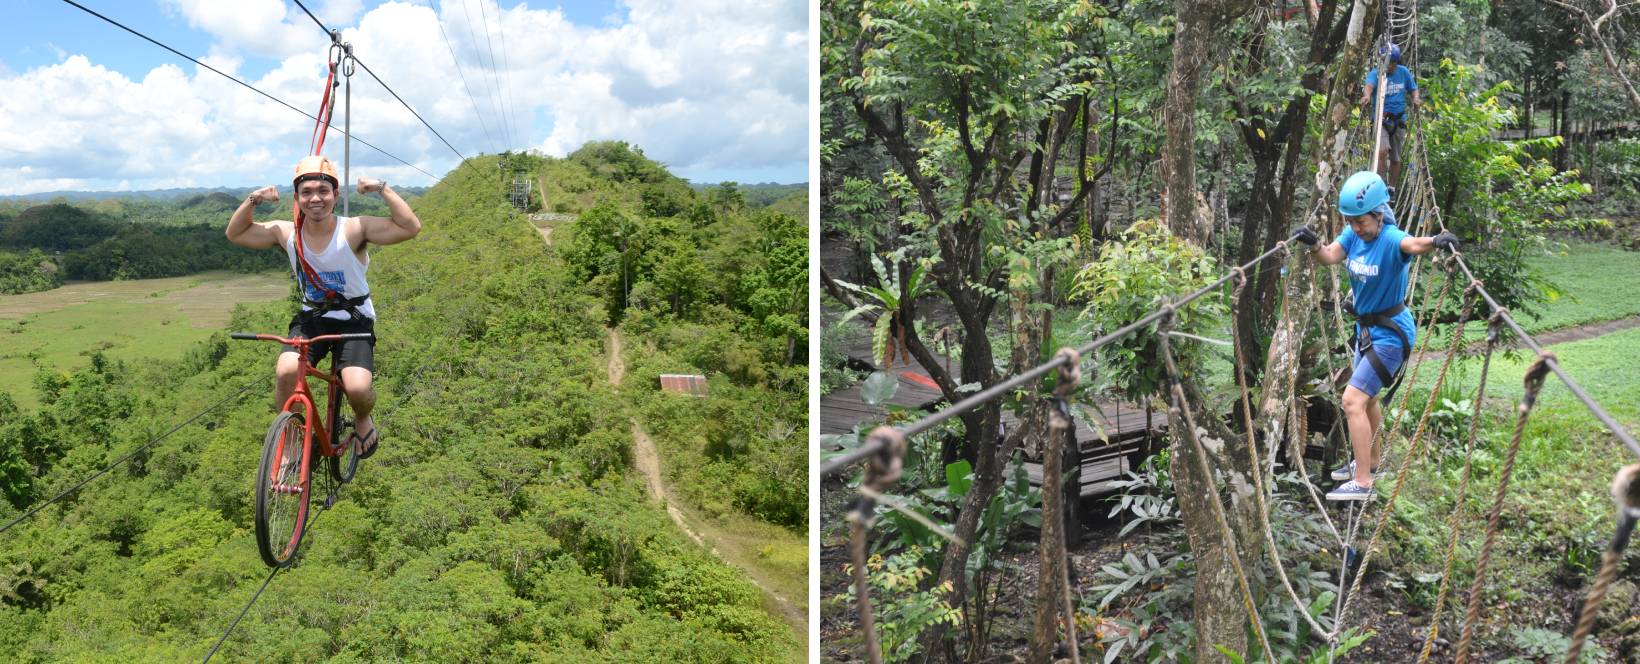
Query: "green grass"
0 272 287 409
1410 325 1640 424
1500 240 1640 334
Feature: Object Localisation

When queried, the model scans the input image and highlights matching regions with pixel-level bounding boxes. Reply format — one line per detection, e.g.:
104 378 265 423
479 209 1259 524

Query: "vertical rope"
1157 308 1274 659
1454 354 1555 664
1562 463 1640 663
1416 306 1503 663
846 426 907 664
1229 267 1333 641
1046 348 1082 664
1335 287 1477 635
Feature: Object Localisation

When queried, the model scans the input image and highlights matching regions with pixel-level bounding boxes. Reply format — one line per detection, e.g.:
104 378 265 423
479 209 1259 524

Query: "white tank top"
282 216 375 320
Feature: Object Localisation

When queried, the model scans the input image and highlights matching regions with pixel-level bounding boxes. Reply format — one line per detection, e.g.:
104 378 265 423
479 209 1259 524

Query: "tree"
824 0 1099 659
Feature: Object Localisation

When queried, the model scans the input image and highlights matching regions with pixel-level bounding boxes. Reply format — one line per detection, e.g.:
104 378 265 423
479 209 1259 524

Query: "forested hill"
0 192 425 293
0 147 800 661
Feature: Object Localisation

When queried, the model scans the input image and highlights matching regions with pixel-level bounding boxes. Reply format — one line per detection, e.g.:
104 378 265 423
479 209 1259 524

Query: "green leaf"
860 370 898 406
1212 644 1246 664
945 460 973 496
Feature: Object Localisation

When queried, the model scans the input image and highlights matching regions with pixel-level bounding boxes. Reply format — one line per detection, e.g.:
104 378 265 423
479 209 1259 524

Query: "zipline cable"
54 0 436 180
290 0 476 172
474 0 517 149
435 3 502 155
201 495 333 663
0 380 257 536
458 0 513 148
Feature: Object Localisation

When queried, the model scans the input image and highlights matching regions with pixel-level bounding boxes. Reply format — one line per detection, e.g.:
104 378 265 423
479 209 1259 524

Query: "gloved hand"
1291 226 1321 246
1432 231 1460 252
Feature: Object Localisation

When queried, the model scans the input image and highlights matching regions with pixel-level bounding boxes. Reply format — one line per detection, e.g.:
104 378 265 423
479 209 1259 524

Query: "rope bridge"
823 10 1640 662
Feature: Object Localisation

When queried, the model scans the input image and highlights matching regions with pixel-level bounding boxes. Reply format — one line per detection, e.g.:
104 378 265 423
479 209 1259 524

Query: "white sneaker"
1327 480 1376 502
1329 460 1380 481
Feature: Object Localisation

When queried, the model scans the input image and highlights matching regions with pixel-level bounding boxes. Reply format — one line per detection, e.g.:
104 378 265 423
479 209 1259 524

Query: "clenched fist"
246 186 279 204
357 178 386 194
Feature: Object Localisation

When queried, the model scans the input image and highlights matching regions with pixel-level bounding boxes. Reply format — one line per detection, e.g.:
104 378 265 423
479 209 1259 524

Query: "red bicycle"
231 330 372 567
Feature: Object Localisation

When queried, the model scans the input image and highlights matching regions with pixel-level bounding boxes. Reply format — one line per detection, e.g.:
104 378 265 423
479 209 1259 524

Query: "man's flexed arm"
355 178 421 246
226 186 284 249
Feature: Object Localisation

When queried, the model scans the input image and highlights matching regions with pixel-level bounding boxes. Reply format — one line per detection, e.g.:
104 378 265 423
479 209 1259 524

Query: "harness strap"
1353 302 1411 393
299 292 371 324
294 55 344 303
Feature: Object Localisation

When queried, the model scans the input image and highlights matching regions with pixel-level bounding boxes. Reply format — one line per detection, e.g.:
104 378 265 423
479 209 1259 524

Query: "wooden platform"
819 367 945 435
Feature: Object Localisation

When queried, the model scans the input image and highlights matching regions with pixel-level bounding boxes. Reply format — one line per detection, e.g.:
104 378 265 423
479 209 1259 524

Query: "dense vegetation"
820 0 1639 662
0 151 799 661
551 141 809 531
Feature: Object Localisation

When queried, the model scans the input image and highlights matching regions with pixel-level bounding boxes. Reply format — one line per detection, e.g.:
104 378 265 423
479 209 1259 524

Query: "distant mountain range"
0 185 430 202
5 181 805 203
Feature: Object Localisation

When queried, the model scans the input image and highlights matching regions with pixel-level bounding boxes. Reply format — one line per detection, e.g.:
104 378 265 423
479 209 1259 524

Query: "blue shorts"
1348 341 1405 397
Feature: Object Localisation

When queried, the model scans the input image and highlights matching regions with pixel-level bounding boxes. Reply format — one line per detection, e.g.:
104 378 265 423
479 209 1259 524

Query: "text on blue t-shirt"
1336 222 1416 348
1365 65 1418 117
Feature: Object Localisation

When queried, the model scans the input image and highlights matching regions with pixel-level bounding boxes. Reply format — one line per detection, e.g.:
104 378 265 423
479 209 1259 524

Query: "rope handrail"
1444 251 1640 460
820 235 1298 477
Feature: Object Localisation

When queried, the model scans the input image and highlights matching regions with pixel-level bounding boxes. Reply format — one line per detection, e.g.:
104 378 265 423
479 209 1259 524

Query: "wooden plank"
1020 456 1132 497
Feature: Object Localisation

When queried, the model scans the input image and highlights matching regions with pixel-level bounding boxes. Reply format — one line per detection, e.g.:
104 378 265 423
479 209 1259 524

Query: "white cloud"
0 0 807 194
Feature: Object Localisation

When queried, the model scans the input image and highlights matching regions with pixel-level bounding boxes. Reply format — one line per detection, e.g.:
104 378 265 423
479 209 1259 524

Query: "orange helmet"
293 155 339 190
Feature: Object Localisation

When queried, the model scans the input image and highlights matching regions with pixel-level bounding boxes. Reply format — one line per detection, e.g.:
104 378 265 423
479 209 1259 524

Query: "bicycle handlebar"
228 332 375 344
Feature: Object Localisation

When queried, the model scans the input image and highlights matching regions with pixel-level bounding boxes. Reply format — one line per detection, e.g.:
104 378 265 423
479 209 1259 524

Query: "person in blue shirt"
1293 171 1457 501
1360 43 1420 188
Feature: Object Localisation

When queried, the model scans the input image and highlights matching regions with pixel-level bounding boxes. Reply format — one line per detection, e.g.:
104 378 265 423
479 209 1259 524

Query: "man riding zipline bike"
226 155 421 461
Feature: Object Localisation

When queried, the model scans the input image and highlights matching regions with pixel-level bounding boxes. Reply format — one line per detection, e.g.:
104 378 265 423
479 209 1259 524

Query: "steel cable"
0 380 258 536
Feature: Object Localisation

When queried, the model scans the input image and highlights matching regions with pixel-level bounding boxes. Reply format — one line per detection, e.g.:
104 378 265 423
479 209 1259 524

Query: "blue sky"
0 0 806 194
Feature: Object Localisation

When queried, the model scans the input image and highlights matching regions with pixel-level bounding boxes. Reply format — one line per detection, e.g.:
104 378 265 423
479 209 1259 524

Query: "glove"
1291 226 1321 246
1432 231 1460 252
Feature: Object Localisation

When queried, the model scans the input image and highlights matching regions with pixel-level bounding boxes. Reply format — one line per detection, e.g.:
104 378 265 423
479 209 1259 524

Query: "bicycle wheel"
255 410 310 568
329 416 360 484
327 367 360 484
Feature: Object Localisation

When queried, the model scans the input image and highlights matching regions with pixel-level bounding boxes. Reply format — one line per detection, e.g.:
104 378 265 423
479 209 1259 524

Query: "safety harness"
1345 297 1412 401
292 41 369 325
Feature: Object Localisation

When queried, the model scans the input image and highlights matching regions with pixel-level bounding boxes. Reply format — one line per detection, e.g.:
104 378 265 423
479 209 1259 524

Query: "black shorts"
281 313 376 373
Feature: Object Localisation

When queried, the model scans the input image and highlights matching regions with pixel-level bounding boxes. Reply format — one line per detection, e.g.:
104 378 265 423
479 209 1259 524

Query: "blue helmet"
1338 171 1389 217
1382 43 1401 63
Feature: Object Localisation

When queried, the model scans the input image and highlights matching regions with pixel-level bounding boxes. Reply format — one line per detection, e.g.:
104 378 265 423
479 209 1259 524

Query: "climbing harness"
290 34 369 324
1344 297 1413 403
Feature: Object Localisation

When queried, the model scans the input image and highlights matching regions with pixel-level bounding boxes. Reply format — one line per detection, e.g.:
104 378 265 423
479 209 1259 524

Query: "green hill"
0 147 801 661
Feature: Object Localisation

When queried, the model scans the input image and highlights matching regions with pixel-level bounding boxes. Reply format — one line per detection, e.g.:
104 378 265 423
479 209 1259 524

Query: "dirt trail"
1414 314 1640 362
606 329 807 654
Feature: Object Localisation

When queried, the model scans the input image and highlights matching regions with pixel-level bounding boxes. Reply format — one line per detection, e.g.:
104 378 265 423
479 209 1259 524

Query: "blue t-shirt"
1365 65 1417 117
1337 222 1416 348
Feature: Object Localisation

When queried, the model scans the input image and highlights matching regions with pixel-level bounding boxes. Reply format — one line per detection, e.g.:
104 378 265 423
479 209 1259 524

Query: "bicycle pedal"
324 493 337 508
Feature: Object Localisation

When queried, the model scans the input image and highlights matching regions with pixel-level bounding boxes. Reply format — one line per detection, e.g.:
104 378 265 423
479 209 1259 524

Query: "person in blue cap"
1360 43 1420 188
1292 171 1457 501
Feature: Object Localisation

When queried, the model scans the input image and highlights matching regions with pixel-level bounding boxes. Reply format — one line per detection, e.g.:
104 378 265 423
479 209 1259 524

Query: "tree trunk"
1255 0 1382 546
1160 1 1259 659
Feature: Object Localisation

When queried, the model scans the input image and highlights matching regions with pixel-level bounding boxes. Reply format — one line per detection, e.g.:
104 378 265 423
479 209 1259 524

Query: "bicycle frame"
231 331 371 495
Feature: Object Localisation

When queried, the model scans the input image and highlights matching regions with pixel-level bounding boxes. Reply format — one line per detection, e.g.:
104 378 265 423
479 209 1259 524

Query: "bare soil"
607 329 808 657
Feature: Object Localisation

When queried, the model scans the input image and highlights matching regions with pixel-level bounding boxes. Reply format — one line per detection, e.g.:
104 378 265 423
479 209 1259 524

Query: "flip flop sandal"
351 427 380 460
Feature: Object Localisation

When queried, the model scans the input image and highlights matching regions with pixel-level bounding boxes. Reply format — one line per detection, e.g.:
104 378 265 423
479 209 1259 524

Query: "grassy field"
1499 240 1640 333
0 271 288 409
